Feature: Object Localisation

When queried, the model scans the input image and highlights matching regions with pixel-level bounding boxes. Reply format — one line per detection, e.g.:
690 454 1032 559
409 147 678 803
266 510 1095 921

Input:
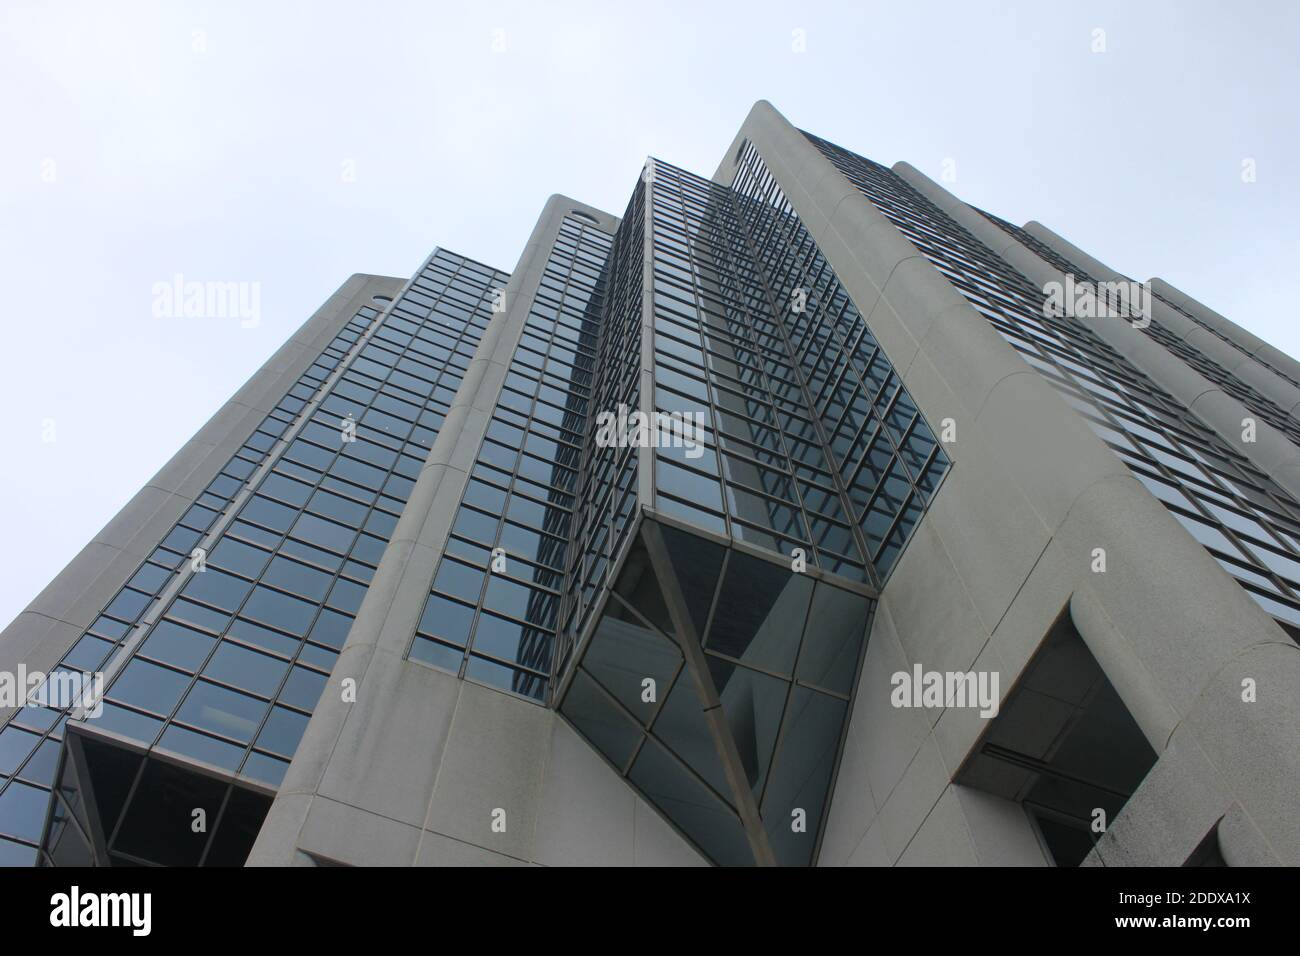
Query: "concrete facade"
6 100 1299 868
712 101 1297 866
247 197 705 866
892 162 1300 504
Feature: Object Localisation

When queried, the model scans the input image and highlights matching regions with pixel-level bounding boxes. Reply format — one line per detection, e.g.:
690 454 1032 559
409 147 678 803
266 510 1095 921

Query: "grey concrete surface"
248 198 706 867
721 99 1300 867
1023 221 1300 425
1151 276 1300 406
12 98 1300 869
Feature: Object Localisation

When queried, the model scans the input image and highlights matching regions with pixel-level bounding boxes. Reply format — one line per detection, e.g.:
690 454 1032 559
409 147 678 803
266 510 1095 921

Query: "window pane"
278 666 327 711
108 659 190 717
176 681 268 744
141 620 216 673
262 556 332 601
203 642 289 698
241 586 318 637
180 569 254 613
255 706 309 758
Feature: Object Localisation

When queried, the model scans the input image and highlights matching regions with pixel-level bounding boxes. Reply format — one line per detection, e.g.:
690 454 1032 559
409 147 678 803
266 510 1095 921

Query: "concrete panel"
815 685 878 866
1217 802 1284 866
1151 276 1300 388
415 830 533 867
857 282 922 379
912 424 1055 636
1150 278 1265 350
1226 345 1300 409
842 818 891 866
713 100 780 180
335 538 421 656
160 404 269 502
87 485 178 557
915 298 1040 418
0 614 81 722
147 434 231 498
981 530 1076 663
847 602 931 810
891 160 1060 295
298 795 421 867
976 370 1130 534
532 719 637 867
951 785 1049 866
421 680 553 861
1022 221 1122 282
826 211 928 311
23 541 130 626
932 638 1008 773
898 786 978 866
244 792 313 867
316 649 462 830
884 521 989 687
274 642 376 798
633 798 708 866
1204 402 1300 500
874 735 951 863
1182 640 1300 865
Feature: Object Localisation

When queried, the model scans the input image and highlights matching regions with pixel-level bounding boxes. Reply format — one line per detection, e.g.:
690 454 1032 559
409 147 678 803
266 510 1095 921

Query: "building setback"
1 100 1297 867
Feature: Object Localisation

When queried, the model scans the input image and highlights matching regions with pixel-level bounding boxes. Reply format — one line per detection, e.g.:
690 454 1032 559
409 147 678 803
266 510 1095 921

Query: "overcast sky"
1 0 1297 630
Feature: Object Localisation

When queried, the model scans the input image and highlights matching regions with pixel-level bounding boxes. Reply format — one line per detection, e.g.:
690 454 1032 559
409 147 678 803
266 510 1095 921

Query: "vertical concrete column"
894 160 1300 867
249 198 620 864
888 166 1300 503
1022 222 1300 421
1151 276 1300 407
715 100 1299 866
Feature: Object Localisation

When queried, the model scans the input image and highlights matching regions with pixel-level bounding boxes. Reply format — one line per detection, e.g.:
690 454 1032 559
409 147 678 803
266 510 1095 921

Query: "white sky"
1 0 1297 630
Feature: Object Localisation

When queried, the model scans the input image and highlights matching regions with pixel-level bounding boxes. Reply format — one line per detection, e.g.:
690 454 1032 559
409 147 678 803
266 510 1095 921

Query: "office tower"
2 101 1297 867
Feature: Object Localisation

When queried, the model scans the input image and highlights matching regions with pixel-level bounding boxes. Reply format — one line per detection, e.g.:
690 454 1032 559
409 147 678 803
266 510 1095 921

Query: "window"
955 608 1157 866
